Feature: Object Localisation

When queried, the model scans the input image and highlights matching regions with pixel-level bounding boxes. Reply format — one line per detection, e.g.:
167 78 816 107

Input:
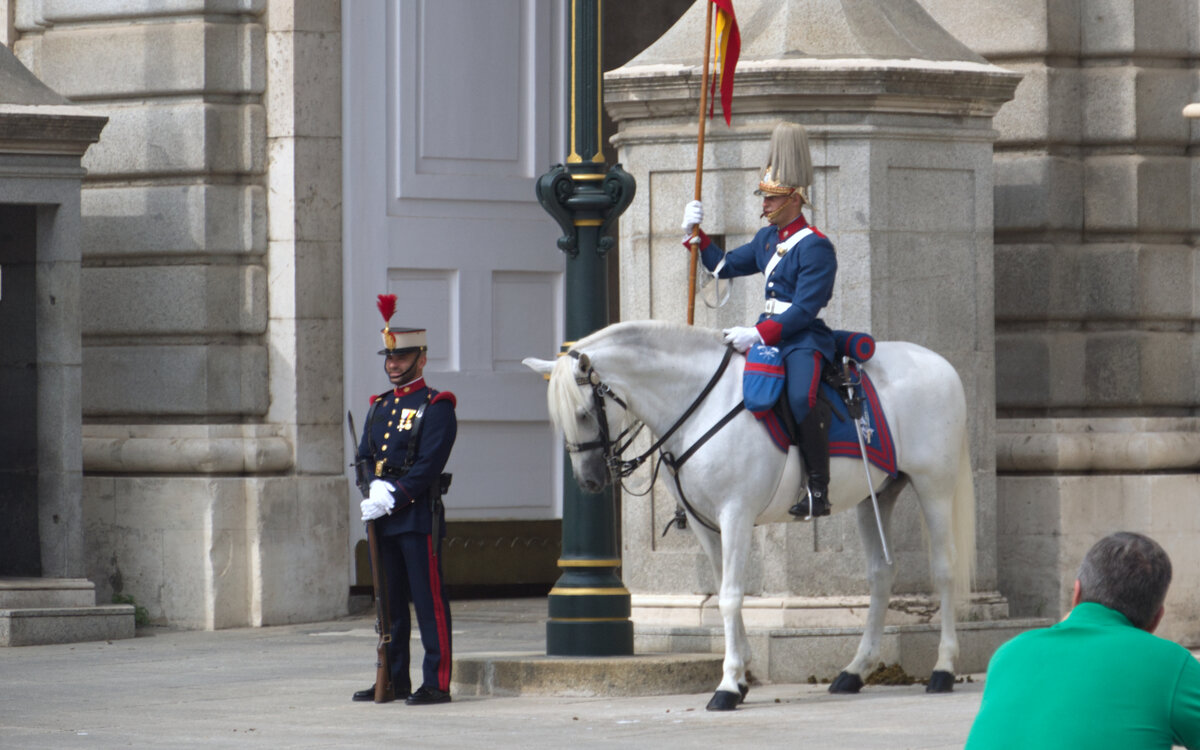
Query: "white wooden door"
343 0 567 552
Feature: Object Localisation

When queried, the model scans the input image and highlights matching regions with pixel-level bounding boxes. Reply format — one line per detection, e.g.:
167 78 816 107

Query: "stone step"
0 577 97 609
454 652 723 698
634 617 1052 684
0 605 136 647
453 618 1047 697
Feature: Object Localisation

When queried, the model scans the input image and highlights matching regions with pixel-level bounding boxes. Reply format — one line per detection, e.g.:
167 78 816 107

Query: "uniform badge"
398 408 417 431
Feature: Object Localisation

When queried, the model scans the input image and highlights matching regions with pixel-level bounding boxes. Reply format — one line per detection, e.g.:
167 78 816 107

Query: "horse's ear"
577 353 591 372
522 357 554 376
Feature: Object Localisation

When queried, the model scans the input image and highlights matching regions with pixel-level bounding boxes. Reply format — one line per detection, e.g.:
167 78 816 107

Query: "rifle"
348 410 394 704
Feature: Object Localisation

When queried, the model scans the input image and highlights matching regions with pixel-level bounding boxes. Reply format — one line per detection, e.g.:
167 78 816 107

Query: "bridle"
565 346 744 533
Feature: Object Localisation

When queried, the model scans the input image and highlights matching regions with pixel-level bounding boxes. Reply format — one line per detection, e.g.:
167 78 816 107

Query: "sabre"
845 358 892 566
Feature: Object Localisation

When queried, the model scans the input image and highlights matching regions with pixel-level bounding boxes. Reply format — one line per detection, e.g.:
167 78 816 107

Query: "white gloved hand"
723 326 763 353
681 200 704 234
360 479 396 521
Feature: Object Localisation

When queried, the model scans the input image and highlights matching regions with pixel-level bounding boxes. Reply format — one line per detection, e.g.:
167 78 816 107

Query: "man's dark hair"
1076 532 1172 630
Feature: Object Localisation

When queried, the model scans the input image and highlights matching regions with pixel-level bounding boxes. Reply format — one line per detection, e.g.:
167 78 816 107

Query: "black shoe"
406 685 451 705
789 486 830 519
352 684 396 703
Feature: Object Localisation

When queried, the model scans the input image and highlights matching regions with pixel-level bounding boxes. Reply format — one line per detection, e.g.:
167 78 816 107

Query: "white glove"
360 479 396 521
723 326 763 353
681 200 704 234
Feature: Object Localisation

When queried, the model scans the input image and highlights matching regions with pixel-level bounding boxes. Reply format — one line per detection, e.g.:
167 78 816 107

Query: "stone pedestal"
0 41 131 645
603 0 1021 672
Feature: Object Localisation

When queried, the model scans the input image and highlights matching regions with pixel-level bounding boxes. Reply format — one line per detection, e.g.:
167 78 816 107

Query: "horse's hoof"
738 683 749 701
925 670 955 693
828 671 864 694
706 690 742 711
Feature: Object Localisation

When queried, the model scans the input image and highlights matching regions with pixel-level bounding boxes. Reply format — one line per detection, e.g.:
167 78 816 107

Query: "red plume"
376 294 397 324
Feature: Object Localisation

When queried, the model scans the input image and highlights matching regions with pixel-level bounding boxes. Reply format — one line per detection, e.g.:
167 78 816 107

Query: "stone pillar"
0 41 136 645
918 0 1200 647
10 0 347 629
604 0 1021 680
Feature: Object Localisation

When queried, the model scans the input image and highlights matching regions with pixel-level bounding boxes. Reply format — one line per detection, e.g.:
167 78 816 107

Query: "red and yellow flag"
709 0 740 126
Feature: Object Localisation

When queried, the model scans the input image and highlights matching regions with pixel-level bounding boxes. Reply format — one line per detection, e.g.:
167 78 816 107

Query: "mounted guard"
681 121 837 518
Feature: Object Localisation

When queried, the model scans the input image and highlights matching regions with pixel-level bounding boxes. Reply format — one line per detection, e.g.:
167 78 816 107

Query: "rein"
567 345 742 534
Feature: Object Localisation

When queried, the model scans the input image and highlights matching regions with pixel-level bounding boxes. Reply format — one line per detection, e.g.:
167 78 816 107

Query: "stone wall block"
995 243 1053 320
83 344 268 417
917 0 1079 57
1137 244 1196 319
294 423 342 475
82 184 266 257
251 476 348 624
1083 67 1192 146
266 29 341 139
82 264 267 335
292 318 344 425
1082 155 1189 233
1080 0 1191 58
81 101 265 177
31 21 264 99
35 0 266 23
266 0 339 33
992 64 1081 146
994 154 1083 232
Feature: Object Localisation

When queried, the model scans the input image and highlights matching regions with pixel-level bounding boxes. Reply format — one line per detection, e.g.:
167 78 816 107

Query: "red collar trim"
393 377 426 397
777 215 810 242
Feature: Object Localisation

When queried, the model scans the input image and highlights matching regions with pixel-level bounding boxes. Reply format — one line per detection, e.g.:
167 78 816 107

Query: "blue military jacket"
697 214 837 361
357 377 457 537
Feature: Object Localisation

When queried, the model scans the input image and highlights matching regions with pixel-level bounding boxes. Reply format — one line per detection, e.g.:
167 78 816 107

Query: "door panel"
343 0 566 539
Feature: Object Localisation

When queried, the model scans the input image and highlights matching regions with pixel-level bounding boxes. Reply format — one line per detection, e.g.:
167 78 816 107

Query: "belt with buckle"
764 298 792 315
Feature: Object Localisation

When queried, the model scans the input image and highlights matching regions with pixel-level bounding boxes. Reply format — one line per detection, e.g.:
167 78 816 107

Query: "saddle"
757 330 874 447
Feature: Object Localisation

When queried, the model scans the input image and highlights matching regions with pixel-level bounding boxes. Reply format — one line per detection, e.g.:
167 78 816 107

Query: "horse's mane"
545 320 725 443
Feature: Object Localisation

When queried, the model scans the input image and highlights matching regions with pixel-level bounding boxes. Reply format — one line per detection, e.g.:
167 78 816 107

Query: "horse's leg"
705 511 754 711
909 473 961 693
830 481 903 694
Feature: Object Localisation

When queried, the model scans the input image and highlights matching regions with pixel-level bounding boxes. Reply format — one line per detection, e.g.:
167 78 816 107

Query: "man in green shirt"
966 531 1200 749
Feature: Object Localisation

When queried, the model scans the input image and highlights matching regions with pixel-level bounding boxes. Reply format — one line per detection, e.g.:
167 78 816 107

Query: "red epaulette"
431 391 456 409
810 224 827 239
369 394 379 405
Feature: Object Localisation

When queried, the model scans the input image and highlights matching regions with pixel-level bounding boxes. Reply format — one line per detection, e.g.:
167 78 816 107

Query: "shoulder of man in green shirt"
965 603 1200 750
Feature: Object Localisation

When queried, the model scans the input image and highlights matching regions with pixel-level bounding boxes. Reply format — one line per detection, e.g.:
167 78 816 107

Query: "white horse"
524 320 975 711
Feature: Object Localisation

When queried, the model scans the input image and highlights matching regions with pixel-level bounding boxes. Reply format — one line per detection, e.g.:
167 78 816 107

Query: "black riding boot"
789 397 832 518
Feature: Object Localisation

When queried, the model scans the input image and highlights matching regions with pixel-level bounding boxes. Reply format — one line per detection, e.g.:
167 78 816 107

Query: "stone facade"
7 0 346 628
919 0 1200 646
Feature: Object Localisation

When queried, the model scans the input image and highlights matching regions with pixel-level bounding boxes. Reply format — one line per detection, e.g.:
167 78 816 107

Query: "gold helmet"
754 122 813 203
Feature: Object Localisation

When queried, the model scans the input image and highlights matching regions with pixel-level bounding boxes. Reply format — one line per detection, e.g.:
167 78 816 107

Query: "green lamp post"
535 0 636 657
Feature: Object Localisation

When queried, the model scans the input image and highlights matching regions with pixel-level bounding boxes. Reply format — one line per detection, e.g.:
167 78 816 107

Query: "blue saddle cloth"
754 367 897 477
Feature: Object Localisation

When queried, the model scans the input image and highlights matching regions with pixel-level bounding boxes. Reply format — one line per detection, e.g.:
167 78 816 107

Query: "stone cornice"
604 59 1021 123
997 418 1200 473
0 105 108 156
83 425 294 474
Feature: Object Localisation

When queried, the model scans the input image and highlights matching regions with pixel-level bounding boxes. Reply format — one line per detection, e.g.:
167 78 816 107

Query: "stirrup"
789 484 830 520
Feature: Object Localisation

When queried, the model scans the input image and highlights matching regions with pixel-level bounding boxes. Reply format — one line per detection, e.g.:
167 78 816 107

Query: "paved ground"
0 598 988 749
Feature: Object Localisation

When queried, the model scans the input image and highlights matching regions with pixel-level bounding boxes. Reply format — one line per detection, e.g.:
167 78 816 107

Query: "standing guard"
681 122 838 518
352 294 457 705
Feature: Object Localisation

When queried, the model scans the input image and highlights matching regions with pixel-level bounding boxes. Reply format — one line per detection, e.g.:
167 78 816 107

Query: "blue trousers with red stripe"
784 348 824 426
378 530 452 694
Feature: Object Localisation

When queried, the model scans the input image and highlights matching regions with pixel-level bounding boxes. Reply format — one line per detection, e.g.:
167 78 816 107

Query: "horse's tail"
951 429 976 609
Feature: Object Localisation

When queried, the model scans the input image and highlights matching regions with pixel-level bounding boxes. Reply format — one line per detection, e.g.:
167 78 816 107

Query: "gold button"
384 433 390 439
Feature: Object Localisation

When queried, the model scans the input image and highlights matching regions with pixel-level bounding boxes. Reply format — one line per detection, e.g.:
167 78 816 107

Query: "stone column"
10 0 347 629
919 0 1200 647
604 0 1020 680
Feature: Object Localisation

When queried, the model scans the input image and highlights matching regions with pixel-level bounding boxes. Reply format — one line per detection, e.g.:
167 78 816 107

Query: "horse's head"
522 351 632 494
